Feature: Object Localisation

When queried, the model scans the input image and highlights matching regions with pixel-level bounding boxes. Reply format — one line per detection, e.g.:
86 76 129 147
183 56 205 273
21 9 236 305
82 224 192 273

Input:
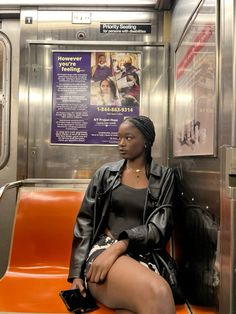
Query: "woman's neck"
126 159 145 171
122 160 148 188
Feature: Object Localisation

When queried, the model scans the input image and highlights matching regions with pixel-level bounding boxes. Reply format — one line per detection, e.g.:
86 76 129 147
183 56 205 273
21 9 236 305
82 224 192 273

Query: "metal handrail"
0 178 90 200
0 180 23 200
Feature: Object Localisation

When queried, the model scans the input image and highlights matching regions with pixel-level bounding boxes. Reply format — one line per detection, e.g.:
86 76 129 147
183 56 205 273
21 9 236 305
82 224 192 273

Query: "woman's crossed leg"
88 255 175 314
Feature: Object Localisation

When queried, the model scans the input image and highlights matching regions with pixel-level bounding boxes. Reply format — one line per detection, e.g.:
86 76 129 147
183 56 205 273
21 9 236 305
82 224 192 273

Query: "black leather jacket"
68 159 175 282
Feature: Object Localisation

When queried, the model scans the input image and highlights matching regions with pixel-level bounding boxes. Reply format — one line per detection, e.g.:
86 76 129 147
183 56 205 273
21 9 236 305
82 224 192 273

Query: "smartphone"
59 288 99 313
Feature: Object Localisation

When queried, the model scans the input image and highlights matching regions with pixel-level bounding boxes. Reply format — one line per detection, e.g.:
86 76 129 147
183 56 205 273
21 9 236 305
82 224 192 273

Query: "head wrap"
125 115 156 148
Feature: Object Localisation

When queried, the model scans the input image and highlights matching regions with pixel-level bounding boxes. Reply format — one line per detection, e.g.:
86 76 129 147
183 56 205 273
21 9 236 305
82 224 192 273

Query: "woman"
126 72 140 101
91 78 121 106
68 116 175 314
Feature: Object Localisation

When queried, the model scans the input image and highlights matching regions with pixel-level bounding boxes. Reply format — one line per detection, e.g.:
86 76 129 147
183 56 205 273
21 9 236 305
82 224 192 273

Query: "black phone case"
59 289 98 313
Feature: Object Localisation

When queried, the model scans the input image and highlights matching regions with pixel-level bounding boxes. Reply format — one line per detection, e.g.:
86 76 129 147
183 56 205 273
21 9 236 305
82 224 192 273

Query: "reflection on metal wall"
18 8 169 179
170 0 220 311
171 0 236 312
173 4 217 157
170 0 220 212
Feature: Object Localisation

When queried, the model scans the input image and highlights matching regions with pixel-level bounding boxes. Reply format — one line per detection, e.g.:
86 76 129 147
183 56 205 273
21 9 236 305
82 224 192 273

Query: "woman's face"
117 121 145 160
127 75 136 87
100 80 110 94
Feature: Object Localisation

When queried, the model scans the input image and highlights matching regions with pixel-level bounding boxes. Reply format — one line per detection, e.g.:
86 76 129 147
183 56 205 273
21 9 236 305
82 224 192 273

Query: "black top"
68 159 174 282
107 184 147 239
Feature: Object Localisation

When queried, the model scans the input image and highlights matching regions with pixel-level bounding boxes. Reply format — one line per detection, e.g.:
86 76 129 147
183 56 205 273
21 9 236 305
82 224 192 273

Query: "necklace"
126 164 145 178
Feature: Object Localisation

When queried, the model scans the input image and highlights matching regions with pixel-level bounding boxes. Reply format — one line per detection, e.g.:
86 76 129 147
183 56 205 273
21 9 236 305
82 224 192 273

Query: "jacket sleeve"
67 169 101 282
118 167 175 252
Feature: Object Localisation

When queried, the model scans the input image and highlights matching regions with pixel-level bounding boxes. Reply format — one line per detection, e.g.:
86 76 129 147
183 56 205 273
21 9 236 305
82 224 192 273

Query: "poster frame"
173 0 218 157
50 49 143 146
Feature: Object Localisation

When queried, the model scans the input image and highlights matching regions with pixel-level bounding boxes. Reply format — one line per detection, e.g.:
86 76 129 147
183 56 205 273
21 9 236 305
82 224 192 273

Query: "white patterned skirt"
84 234 159 277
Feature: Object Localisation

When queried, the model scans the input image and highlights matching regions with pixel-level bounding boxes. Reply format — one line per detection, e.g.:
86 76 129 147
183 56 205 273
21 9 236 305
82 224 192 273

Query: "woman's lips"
119 149 127 155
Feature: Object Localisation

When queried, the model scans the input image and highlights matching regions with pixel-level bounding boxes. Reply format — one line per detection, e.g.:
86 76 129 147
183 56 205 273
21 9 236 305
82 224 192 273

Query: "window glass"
0 42 3 156
0 35 10 167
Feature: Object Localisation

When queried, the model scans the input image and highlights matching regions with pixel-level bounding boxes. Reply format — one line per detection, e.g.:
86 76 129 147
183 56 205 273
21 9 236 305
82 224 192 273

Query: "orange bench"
0 183 217 314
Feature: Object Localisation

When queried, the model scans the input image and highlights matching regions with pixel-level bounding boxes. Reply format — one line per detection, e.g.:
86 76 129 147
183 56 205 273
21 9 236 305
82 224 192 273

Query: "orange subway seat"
0 186 201 314
190 305 218 314
0 188 83 313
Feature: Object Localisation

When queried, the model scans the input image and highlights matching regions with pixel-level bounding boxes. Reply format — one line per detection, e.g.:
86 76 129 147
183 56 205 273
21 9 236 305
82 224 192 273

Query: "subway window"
0 33 10 168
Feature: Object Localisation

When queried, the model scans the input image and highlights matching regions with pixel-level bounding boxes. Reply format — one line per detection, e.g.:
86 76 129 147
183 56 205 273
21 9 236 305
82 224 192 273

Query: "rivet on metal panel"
31 150 36 157
76 31 86 40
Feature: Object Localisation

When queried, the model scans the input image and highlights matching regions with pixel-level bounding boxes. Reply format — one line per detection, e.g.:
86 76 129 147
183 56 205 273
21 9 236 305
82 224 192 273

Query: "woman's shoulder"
89 160 124 189
150 160 173 175
94 159 124 175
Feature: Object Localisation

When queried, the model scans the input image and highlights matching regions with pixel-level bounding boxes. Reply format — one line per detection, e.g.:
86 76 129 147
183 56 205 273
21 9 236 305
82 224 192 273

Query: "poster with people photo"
51 50 141 145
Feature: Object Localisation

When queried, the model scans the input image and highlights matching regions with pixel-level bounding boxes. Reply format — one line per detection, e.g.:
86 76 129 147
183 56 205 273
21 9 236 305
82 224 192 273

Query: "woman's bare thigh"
87 255 174 313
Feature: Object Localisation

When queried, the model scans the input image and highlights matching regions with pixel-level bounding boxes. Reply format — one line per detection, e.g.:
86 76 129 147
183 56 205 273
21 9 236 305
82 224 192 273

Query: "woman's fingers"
87 263 106 283
71 278 86 297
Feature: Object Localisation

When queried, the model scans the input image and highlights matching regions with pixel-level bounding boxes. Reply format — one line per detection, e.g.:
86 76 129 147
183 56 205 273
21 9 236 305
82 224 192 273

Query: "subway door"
0 17 20 187
0 16 21 278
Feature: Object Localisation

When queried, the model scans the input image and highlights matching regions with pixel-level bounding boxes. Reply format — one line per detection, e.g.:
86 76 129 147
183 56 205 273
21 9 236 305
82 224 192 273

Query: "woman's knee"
145 276 173 303
134 276 175 314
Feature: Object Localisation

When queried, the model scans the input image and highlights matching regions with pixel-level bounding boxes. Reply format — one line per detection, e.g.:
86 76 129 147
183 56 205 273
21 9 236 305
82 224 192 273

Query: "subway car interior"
0 0 234 313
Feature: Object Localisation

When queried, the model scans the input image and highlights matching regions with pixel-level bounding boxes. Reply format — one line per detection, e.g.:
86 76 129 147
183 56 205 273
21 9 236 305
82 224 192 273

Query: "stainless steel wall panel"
18 7 169 179
37 9 162 42
170 0 236 312
169 0 220 310
18 8 38 180
170 0 202 49
169 0 220 210
220 0 234 146
25 42 168 178
220 146 236 314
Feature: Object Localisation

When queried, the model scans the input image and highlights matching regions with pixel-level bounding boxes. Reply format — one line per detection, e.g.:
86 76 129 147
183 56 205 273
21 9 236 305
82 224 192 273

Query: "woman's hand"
71 278 86 297
86 239 128 283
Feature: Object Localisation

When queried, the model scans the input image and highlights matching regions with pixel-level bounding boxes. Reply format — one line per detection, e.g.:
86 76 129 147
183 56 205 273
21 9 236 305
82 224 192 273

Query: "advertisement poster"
173 2 216 156
51 51 141 145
